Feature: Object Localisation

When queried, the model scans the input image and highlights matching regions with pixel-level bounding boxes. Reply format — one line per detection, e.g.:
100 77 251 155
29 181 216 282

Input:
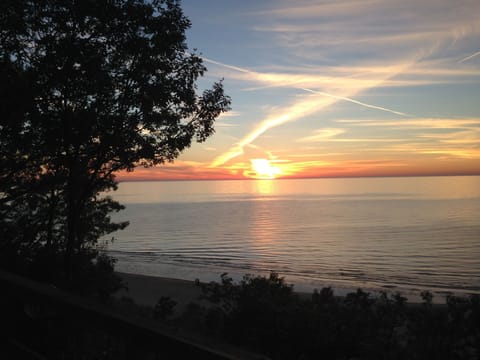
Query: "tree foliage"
192 273 480 360
0 0 230 293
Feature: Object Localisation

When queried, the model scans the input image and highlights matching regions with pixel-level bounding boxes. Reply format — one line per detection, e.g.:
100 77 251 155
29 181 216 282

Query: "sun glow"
248 158 281 179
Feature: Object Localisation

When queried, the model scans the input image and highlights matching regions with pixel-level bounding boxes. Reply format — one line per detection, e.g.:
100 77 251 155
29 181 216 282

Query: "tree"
0 0 230 290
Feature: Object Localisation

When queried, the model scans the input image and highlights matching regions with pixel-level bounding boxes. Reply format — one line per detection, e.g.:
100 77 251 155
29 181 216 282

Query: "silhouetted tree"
0 0 230 290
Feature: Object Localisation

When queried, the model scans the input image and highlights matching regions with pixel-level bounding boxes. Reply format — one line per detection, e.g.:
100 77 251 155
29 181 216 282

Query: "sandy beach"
116 271 437 311
115 272 209 313
115 271 320 313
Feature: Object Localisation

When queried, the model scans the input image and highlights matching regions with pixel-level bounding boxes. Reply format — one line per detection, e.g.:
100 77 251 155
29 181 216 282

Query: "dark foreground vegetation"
0 269 245 360
3 268 479 359
160 273 479 360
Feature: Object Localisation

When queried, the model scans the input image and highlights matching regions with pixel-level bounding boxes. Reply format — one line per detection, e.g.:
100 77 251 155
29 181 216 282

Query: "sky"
120 0 480 181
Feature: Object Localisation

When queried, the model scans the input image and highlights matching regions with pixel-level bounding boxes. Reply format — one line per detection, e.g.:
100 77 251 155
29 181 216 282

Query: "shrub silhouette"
196 272 480 360
153 296 177 321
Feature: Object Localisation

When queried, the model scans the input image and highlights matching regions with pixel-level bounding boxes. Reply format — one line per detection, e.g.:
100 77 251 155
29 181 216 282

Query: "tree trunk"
46 188 56 251
65 160 80 282
65 186 77 282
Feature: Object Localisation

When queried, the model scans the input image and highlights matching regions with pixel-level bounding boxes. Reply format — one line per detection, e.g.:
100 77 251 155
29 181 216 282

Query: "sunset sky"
120 0 480 181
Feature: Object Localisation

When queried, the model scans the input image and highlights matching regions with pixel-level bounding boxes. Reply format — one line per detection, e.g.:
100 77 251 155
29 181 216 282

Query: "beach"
117 271 451 310
116 271 316 313
115 272 207 313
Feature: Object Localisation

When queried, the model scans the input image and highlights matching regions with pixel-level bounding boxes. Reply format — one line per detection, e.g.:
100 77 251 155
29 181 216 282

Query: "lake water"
105 176 480 300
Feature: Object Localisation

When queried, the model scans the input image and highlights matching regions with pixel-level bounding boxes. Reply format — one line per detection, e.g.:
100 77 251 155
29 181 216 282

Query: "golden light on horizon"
247 158 282 179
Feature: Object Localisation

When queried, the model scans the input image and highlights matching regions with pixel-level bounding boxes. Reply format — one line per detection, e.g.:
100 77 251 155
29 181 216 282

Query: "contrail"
205 57 411 167
300 88 410 117
458 50 480 63
202 56 251 73
204 56 410 117
210 95 336 167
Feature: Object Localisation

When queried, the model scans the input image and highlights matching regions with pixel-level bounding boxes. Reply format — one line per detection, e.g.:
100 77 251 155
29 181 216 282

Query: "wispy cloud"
204 56 415 90
332 117 480 160
210 93 338 167
254 0 480 58
417 127 480 144
215 123 239 128
217 110 242 118
206 57 412 167
297 128 345 143
389 143 480 159
337 118 480 129
206 54 480 95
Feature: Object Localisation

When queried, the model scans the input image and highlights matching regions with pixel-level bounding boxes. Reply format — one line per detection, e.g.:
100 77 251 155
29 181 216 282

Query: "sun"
250 158 281 179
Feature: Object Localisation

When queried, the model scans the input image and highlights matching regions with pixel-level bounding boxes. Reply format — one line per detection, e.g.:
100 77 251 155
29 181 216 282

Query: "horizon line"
116 172 480 183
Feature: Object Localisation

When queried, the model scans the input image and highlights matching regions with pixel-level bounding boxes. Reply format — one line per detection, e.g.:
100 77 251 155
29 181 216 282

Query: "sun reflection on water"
253 179 275 195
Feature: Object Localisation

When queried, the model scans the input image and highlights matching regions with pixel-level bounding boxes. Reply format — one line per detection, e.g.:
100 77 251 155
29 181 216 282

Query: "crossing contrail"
203 57 410 117
204 57 411 167
300 88 410 117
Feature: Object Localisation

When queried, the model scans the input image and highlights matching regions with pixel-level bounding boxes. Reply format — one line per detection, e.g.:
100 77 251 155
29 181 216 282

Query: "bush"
195 272 480 360
153 296 177 321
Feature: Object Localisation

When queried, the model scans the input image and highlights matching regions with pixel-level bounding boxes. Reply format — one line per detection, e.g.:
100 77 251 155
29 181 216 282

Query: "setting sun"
249 158 281 179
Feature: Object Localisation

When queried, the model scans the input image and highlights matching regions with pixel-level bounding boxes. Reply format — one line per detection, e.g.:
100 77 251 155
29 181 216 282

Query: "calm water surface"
105 176 480 300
